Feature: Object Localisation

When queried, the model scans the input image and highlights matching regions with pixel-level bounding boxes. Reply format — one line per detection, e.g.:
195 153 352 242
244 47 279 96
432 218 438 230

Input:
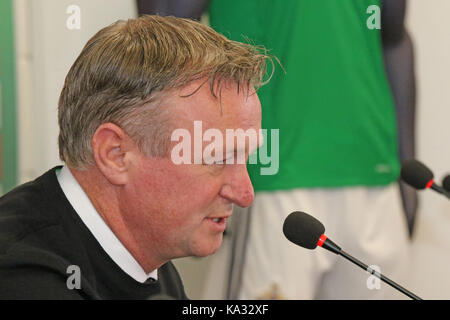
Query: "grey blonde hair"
58 15 271 169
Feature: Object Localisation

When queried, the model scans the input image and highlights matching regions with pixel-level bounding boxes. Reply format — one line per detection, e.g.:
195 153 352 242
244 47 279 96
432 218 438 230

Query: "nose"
219 164 255 208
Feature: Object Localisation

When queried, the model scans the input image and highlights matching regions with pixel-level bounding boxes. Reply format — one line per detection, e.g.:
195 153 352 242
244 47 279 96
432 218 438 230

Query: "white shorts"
235 183 411 299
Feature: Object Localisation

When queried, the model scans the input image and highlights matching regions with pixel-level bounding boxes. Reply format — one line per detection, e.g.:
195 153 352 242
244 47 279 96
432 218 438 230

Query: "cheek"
131 162 224 218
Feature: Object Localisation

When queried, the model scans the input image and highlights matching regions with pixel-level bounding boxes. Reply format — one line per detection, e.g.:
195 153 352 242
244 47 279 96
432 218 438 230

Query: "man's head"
58 15 268 168
57 15 269 264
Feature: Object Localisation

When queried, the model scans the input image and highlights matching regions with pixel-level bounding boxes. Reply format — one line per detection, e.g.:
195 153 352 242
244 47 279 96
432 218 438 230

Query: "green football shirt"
209 0 400 190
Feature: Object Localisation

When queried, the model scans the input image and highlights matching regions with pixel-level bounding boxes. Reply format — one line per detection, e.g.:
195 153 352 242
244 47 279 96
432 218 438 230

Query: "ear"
91 123 136 185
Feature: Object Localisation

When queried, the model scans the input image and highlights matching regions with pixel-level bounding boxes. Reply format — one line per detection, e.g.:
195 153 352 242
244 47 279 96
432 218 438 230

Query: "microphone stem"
339 250 422 300
430 184 450 199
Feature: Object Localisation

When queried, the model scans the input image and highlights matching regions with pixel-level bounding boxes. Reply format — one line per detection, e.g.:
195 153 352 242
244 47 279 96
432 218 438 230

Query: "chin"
190 236 223 257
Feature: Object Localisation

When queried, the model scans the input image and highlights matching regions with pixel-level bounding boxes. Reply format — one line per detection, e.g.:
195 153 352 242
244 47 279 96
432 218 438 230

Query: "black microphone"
283 211 422 300
443 175 450 192
400 159 450 200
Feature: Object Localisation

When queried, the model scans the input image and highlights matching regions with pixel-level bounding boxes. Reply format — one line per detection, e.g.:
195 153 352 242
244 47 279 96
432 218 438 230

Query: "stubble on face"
120 79 262 265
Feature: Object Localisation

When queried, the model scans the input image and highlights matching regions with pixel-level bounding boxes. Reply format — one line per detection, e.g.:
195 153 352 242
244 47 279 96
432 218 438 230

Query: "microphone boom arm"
321 237 421 300
340 248 422 300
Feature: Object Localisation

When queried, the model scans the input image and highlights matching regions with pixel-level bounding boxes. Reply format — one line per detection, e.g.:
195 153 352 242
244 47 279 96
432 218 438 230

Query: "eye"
202 157 230 167
202 153 234 166
202 158 223 166
215 159 226 165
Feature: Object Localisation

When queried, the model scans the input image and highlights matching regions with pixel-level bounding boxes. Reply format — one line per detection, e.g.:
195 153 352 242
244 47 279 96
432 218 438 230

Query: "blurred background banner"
0 0 18 194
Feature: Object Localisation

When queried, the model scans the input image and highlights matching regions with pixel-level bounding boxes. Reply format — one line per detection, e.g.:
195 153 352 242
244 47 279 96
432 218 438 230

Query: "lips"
208 215 231 223
205 215 230 232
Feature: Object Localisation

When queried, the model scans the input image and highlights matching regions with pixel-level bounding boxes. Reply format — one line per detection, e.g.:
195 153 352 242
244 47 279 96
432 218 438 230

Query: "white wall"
406 0 450 299
14 0 137 183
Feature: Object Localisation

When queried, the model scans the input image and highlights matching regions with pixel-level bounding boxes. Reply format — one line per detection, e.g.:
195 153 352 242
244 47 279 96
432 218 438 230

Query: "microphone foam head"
443 175 450 192
283 211 325 250
400 159 434 190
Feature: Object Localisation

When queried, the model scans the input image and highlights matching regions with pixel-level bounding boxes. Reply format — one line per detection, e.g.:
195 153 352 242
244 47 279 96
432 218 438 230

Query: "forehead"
166 79 261 130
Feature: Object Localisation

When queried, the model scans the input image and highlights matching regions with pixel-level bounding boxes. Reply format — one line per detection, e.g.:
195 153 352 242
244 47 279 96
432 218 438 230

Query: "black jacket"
0 167 187 300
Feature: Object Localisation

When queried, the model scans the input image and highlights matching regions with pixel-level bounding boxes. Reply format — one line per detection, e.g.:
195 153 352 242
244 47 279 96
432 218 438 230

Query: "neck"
70 166 166 273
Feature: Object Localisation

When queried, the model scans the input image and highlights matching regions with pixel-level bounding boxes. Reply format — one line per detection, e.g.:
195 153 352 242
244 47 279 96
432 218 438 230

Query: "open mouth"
205 213 231 231
205 216 229 232
206 216 228 227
